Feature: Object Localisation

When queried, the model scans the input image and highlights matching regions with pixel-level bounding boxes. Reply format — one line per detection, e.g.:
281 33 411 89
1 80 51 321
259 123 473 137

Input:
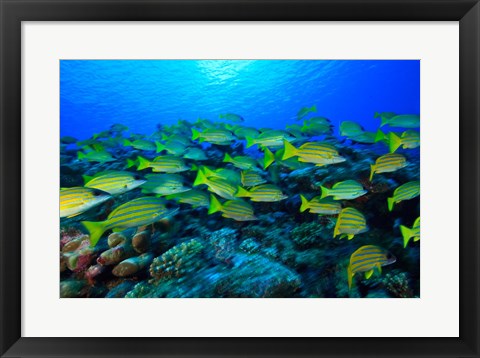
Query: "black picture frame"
1 0 478 357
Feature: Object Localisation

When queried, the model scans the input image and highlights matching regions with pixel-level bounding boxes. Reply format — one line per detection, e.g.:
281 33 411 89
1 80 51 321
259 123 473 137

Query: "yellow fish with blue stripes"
388 130 420 153
136 155 189 173
387 180 420 211
299 195 342 215
60 187 111 218
208 195 257 221
241 170 267 187
83 171 146 195
166 189 210 208
140 174 191 196
333 207 368 240
400 217 420 248
369 153 407 181
283 140 345 166
347 245 396 289
236 184 287 202
191 128 236 145
82 197 178 247
320 180 367 200
223 153 258 170
193 169 238 200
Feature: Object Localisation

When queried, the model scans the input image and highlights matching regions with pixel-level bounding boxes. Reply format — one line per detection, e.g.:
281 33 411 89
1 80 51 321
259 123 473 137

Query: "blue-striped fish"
60 187 111 218
320 180 367 200
123 139 157 151
228 126 259 139
183 147 208 161
348 131 376 144
193 169 238 200
155 140 187 156
388 130 420 153
299 195 341 215
77 150 115 163
300 120 333 136
283 140 345 166
347 245 396 289
333 207 368 240
340 121 364 137
166 189 210 208
223 153 258 170
369 153 407 181
245 130 296 149
136 155 189 173
219 113 244 122
241 170 267 187
208 195 257 221
191 128 236 145
400 217 420 248
83 171 146 195
379 114 420 128
140 174 191 196
296 105 317 120
387 180 420 211
82 197 178 247
200 166 241 186
236 184 287 202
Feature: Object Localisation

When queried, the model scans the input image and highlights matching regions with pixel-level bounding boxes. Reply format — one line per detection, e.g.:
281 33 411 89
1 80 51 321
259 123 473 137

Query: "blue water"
60 60 419 139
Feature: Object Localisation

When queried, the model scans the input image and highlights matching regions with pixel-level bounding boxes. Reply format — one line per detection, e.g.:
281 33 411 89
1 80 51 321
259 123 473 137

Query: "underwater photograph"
60 60 420 298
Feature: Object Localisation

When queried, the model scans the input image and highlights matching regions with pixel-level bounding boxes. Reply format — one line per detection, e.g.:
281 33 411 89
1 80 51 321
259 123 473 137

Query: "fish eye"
134 174 142 180
92 190 103 197
165 202 174 209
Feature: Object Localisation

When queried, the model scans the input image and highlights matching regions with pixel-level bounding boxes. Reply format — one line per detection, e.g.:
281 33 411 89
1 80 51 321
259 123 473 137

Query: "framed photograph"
1 0 478 357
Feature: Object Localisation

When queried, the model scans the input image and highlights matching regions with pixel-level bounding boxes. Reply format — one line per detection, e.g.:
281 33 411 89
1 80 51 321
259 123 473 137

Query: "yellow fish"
347 245 396 289
333 207 368 240
400 217 420 248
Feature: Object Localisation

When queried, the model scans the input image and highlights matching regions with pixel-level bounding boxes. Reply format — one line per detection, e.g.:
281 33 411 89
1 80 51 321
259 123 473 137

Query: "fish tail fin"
263 147 275 169
136 156 151 171
311 104 317 112
245 136 256 148
208 194 223 214
193 169 208 186
388 132 402 153
224 123 234 131
123 139 132 146
299 195 310 212
155 141 165 153
347 265 353 290
190 163 199 172
82 221 107 247
374 112 380 118
235 186 250 198
320 186 330 199
347 234 355 240
282 140 298 160
82 175 93 184
201 166 216 177
374 129 386 143
77 151 86 161
369 164 376 181
161 133 169 141
387 197 395 212
400 225 413 248
126 158 136 168
191 129 201 141
223 153 233 163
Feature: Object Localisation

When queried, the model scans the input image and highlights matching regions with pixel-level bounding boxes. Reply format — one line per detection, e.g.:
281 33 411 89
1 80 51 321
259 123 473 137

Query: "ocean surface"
61 60 419 139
